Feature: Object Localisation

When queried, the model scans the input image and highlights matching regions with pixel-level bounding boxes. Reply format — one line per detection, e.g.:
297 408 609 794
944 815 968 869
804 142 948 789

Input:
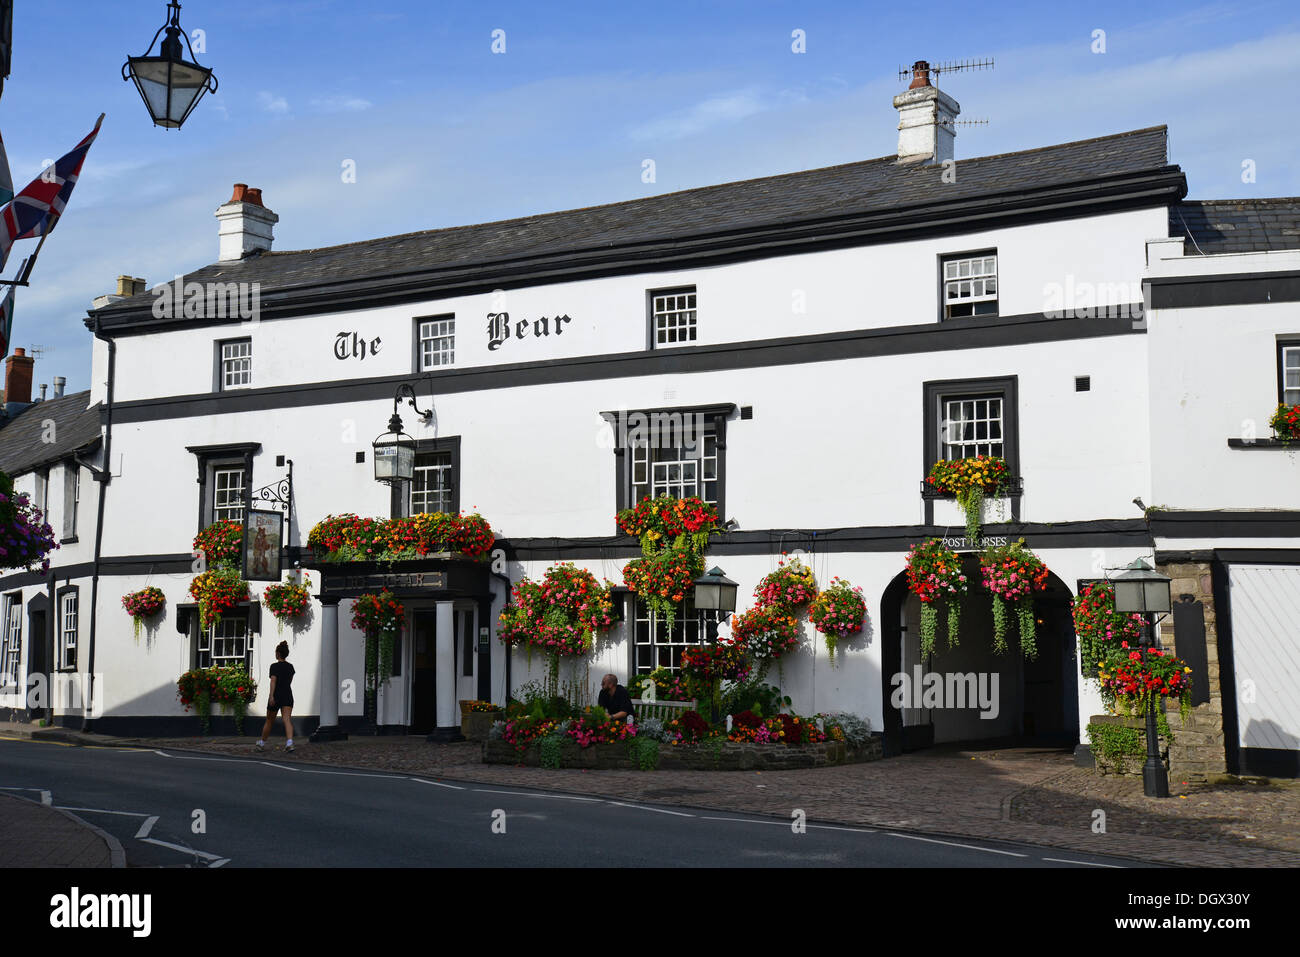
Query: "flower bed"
307 512 495 562
483 735 882 770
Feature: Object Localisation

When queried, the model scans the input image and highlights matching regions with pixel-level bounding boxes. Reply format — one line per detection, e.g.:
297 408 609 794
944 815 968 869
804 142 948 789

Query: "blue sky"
4 0 1299 395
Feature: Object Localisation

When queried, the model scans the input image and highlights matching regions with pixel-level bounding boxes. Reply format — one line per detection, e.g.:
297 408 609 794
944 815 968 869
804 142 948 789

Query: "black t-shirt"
598 684 634 720
269 660 295 706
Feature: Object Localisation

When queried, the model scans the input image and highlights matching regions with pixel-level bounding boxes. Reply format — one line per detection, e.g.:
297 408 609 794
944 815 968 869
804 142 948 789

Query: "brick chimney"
92 275 149 309
4 347 33 405
216 183 279 262
894 60 960 164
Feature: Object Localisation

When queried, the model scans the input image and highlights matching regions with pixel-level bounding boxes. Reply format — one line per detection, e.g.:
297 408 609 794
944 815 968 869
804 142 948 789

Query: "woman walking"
257 640 295 752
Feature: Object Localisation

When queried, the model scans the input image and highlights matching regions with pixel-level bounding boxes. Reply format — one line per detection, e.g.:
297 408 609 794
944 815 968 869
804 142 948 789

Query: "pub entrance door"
410 609 438 734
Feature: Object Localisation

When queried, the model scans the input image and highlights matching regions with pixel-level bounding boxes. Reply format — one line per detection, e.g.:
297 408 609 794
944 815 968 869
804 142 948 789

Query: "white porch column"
310 597 348 742
429 600 462 741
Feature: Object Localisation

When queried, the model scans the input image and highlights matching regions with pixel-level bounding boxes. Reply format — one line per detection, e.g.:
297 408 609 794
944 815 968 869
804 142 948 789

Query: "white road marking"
1041 857 1124 868
607 801 694 817
471 788 601 802
701 815 793 827
140 837 224 862
807 823 877 834
41 789 51 806
56 806 150 817
886 832 1028 857
210 858 231 868
411 778 465 790
135 816 159 839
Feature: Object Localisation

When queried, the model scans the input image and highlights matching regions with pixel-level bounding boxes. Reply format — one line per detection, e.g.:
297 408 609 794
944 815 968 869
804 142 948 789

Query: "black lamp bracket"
394 383 434 424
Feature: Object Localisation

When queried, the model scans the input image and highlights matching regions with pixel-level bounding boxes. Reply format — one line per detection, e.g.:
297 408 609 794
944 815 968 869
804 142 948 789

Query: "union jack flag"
0 113 104 270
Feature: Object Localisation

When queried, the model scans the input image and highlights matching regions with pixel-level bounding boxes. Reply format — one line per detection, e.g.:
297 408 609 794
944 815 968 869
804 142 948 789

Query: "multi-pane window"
60 593 78 671
1282 343 1300 406
213 467 246 523
633 597 721 674
198 618 249 669
941 394 1004 460
942 253 998 319
651 288 697 346
630 415 718 505
411 450 453 514
418 318 455 369
221 339 252 389
1 596 20 687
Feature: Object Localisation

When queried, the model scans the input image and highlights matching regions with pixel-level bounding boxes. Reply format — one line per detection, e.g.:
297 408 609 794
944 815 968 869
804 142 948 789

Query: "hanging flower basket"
616 495 719 559
121 586 166 642
925 456 1011 542
807 577 866 665
680 643 750 685
0 469 59 573
1072 580 1144 681
352 589 406 688
905 538 968 658
192 520 244 570
188 568 250 630
728 605 802 660
1097 645 1194 723
497 563 617 658
753 555 818 610
1269 403 1300 441
177 665 257 735
979 538 1049 658
262 574 313 633
307 512 495 562
622 550 699 626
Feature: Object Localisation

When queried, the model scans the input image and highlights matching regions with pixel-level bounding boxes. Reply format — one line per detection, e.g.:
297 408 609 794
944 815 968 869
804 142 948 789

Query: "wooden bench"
631 698 697 723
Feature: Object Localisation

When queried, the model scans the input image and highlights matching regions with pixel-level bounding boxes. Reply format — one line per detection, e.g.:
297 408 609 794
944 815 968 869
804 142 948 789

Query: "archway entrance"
879 555 1078 756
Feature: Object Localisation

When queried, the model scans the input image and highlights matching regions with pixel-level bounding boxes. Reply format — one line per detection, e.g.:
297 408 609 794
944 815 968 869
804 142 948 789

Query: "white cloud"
257 91 289 114
628 90 768 142
309 95 373 113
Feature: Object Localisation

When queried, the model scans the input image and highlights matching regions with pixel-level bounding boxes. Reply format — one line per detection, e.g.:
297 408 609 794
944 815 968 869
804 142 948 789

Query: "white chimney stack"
894 61 960 165
216 184 279 262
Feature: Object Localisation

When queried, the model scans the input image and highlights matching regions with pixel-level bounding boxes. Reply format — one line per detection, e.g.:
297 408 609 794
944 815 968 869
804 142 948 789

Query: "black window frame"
938 248 999 322
1279 338 1300 406
186 442 261 535
646 285 698 350
213 336 253 393
628 595 724 677
193 610 254 671
922 376 1020 524
603 403 733 529
55 583 79 672
390 436 461 519
412 314 456 373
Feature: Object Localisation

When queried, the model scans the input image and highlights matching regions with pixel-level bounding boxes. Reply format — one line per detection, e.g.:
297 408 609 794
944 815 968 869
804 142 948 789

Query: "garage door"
1228 565 1300 752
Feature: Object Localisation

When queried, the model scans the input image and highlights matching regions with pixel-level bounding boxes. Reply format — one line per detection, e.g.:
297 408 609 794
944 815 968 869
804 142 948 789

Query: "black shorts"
267 698 293 714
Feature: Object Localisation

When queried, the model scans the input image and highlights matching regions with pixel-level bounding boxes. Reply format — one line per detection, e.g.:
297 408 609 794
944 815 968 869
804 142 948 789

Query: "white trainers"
256 741 265 751
285 743 295 752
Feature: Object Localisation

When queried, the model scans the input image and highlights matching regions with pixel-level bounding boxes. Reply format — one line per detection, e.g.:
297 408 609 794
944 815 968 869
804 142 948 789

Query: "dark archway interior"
879 554 1078 756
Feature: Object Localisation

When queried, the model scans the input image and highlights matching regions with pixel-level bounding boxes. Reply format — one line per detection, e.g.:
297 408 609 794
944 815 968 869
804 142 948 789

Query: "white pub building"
2 64 1298 777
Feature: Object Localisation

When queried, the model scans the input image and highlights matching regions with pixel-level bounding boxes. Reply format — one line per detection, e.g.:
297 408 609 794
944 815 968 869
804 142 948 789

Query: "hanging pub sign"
243 509 284 582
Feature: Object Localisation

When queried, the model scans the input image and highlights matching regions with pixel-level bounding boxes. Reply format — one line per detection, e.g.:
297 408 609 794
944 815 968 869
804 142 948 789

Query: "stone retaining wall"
484 736 884 770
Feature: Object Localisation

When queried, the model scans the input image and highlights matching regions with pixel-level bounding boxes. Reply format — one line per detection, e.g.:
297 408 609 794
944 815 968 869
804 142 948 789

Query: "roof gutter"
80 315 115 733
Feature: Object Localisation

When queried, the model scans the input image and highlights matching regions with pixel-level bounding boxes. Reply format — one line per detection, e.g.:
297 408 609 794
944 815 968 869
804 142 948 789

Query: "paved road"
0 738 1151 868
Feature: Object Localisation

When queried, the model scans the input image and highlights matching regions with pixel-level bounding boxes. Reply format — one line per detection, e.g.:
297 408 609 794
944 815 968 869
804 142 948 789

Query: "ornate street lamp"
372 384 433 486
1112 558 1173 798
122 1 218 129
693 566 738 614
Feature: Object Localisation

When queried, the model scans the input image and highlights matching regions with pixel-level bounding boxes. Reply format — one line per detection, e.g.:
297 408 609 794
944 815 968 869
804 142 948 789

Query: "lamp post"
693 567 738 724
122 1 218 129
1112 558 1173 798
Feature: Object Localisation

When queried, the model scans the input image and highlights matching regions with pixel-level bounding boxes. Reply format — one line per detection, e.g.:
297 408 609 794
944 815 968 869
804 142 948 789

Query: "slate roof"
91 126 1178 323
0 390 101 476
1170 200 1300 254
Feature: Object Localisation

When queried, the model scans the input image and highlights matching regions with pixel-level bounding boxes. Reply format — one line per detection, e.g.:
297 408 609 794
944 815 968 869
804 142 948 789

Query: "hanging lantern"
122 1 218 129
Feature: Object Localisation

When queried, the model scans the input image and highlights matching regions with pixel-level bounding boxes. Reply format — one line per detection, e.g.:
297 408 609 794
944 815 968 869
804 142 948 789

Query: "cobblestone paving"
92 732 1300 868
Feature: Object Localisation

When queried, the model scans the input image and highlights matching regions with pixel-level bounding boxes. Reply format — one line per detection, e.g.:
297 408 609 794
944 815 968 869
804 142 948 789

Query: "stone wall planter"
484 735 884 770
461 710 502 742
1086 714 1170 776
